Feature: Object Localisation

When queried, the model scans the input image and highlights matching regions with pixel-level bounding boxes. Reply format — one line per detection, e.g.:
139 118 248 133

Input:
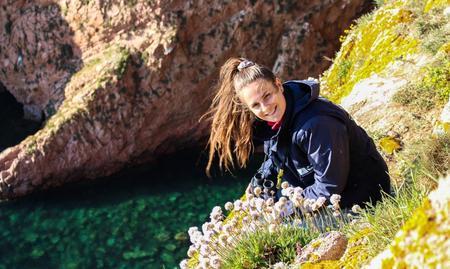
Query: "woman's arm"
295 115 350 200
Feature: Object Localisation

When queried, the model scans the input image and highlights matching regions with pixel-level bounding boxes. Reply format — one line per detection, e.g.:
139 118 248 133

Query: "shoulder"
291 114 348 143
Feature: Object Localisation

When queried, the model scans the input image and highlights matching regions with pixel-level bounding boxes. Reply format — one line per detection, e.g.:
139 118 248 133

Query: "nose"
260 102 271 116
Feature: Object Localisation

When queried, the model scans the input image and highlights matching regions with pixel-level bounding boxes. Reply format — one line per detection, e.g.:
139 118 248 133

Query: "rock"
23 104 43 122
432 98 450 136
0 0 372 200
339 54 436 146
295 231 348 264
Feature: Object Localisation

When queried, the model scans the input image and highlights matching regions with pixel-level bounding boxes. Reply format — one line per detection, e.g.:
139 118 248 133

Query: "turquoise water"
0 149 259 268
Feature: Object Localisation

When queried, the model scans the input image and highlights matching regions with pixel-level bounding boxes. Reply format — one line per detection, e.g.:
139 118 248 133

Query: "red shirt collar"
267 115 284 130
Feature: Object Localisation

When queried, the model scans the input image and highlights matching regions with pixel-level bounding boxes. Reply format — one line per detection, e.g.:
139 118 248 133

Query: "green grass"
221 225 319 269
414 6 449 55
346 178 426 259
340 133 450 267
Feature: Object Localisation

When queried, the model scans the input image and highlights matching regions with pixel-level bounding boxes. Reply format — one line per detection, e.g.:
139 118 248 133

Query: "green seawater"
0 149 260 269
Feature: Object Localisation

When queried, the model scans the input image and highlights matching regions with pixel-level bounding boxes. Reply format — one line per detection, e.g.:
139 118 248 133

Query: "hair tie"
237 59 255 71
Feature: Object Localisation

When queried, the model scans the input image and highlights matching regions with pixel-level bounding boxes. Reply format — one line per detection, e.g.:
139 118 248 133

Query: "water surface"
0 149 260 268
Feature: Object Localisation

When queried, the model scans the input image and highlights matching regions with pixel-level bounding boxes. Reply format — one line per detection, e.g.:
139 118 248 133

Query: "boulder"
296 231 348 264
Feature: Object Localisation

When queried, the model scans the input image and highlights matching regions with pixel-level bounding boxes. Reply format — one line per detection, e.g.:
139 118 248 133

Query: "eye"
264 92 271 100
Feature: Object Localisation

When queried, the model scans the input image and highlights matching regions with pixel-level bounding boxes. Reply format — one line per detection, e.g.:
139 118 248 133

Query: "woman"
203 57 390 208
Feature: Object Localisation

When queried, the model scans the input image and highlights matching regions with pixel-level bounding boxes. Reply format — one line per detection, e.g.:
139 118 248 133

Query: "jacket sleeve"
295 115 350 200
257 155 278 179
257 140 278 180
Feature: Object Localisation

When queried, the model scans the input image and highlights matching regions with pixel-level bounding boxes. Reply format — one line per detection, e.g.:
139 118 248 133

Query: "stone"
296 231 348 264
432 98 450 136
23 104 43 122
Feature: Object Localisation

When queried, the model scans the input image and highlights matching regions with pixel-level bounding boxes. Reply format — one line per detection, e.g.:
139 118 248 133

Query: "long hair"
201 57 277 176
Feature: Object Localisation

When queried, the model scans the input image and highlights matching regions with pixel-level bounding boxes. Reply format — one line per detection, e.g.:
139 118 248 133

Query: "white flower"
210 206 223 222
303 198 315 210
224 201 233 211
187 245 196 257
202 222 214 234
241 201 250 211
247 193 255 200
330 194 341 205
188 226 199 237
210 256 222 269
234 200 243 211
213 221 223 233
223 223 233 233
203 231 214 242
179 259 189 269
211 206 222 215
274 202 284 212
272 261 287 269
315 196 326 208
292 218 303 227
210 206 222 216
199 257 210 268
265 198 275 207
200 244 210 256
268 223 277 233
293 186 304 194
189 230 202 245
254 198 265 211
281 181 289 189
351 204 362 213
250 209 260 220
281 186 294 197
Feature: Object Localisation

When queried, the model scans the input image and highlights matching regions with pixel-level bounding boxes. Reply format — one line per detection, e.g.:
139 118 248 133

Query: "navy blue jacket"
252 80 390 208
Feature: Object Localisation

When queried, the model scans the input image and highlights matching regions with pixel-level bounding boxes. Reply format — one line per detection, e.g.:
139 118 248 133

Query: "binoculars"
250 171 278 199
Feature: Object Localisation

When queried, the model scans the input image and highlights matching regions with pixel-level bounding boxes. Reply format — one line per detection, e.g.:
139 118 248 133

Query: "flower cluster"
180 182 350 269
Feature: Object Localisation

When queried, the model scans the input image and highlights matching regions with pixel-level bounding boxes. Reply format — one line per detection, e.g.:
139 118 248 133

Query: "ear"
275 77 283 92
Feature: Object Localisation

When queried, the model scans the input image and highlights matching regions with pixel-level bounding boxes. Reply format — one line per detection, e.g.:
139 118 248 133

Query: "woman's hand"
245 182 253 196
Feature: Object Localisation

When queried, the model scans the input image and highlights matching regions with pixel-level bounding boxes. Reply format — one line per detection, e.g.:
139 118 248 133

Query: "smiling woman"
201 57 391 209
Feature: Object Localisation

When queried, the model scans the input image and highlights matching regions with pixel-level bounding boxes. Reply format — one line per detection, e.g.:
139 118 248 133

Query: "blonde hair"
201 57 277 176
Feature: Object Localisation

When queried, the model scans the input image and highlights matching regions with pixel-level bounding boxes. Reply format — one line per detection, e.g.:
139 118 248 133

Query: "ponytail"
201 57 276 176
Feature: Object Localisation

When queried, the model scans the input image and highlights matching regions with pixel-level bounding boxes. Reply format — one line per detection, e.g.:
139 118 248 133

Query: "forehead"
239 79 275 99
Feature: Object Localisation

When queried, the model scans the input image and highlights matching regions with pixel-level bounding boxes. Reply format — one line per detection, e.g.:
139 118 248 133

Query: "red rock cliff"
0 0 372 200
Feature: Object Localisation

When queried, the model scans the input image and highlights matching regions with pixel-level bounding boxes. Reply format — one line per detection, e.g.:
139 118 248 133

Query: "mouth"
267 106 277 117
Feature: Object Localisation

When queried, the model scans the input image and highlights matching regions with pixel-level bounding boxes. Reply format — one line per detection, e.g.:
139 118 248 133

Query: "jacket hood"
253 79 320 142
282 79 320 115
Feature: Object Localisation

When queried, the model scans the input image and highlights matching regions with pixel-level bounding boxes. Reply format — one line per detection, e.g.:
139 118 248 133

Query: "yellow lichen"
321 0 420 103
379 136 402 154
300 260 341 269
423 0 449 13
338 227 373 268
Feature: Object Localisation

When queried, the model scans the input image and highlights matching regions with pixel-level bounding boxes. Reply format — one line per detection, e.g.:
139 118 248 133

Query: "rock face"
0 0 371 200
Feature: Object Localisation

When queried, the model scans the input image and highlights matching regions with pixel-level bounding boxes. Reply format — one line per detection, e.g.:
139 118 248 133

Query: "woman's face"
238 78 286 122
